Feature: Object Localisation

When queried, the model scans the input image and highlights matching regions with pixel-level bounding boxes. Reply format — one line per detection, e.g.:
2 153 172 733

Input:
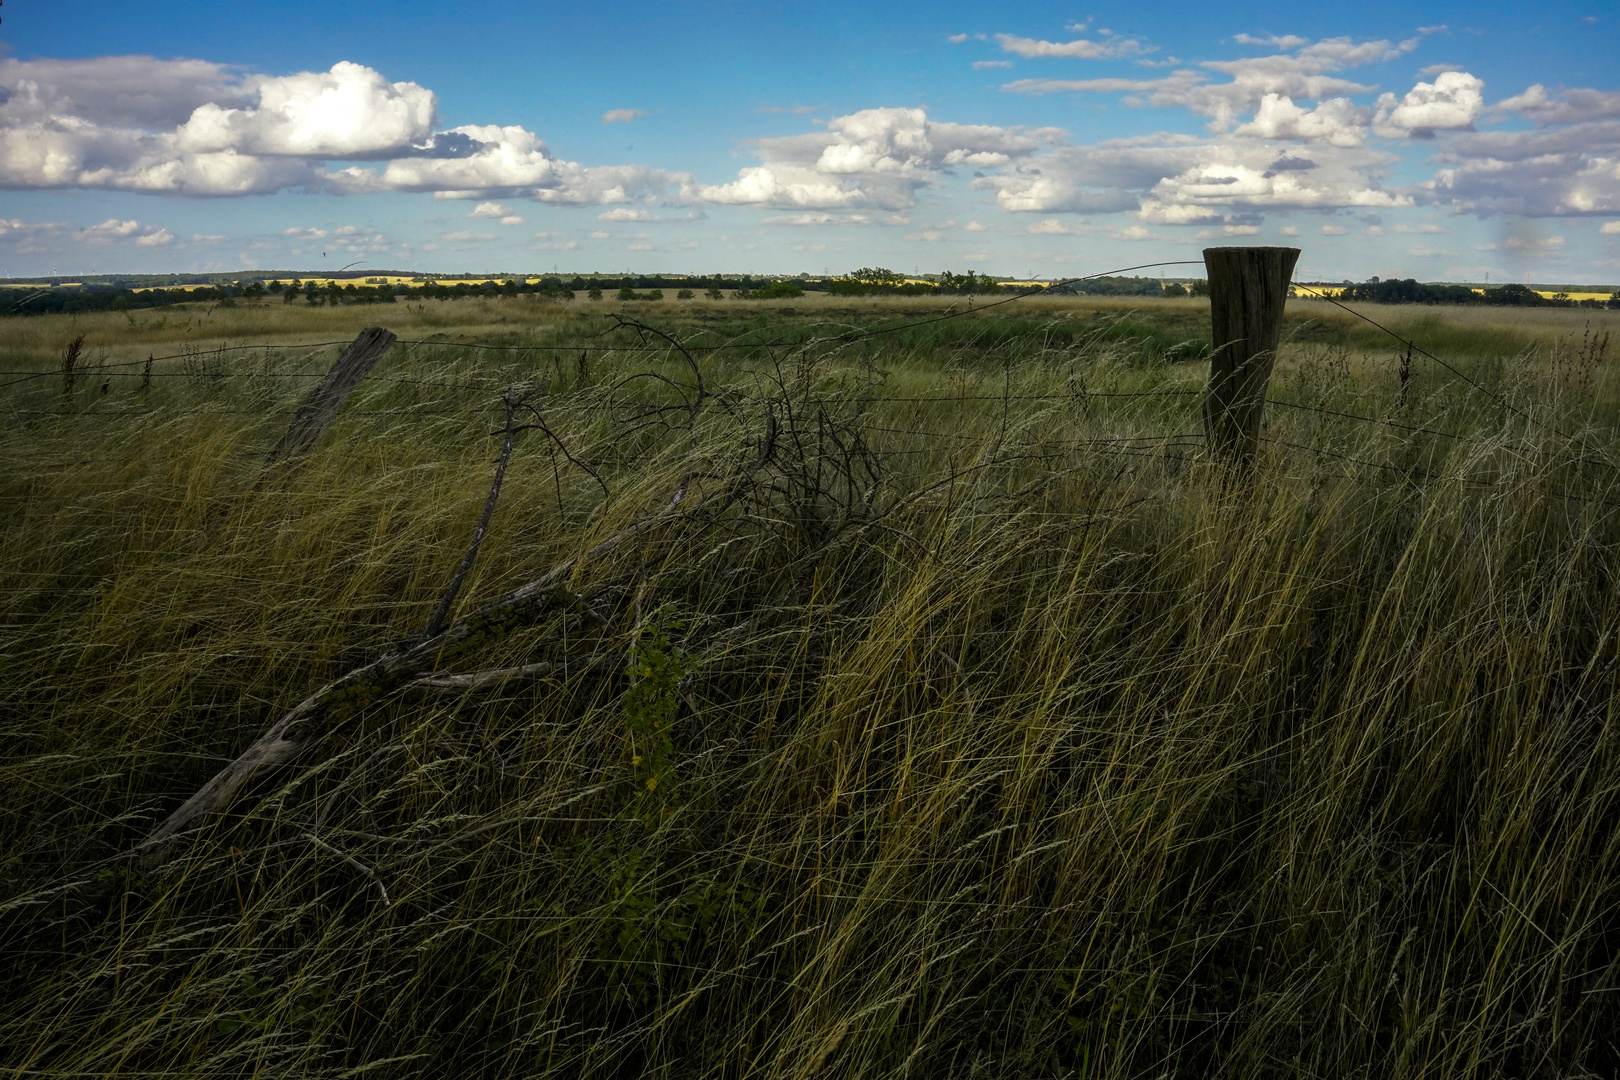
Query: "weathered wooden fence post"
1201 246 1300 467
268 326 396 460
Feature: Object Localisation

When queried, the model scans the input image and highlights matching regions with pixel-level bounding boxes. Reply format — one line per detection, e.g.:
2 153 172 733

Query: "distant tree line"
0 273 788 316
19 269 1608 318
1043 274 1177 298
820 268 1008 296
1328 278 1620 309
1 285 215 317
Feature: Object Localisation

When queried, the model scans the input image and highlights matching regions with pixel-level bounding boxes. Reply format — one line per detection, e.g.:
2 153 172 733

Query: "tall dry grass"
1 297 1618 1078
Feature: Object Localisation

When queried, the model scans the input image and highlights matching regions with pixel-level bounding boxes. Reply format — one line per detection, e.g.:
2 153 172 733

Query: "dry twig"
425 384 520 638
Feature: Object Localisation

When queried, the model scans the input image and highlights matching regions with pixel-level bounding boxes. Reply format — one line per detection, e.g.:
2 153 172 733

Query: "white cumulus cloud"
1109 224 1176 240
176 61 436 158
1005 36 1415 131
1504 233 1564 251
1235 94 1370 146
760 212 875 226
0 55 253 129
690 106 1056 210
994 34 1148 60
0 54 681 204
330 124 683 204
696 163 883 209
468 203 527 225
81 218 145 240
1497 85 1620 126
1424 123 1620 216
1233 34 1309 49
982 132 1409 223
1375 71 1484 135
78 217 175 246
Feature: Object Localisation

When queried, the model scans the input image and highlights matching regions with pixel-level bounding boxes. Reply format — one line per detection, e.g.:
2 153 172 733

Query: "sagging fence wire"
0 260 1212 391
5 375 1602 502
1 395 1599 507
0 407 1598 510
5 259 1616 512
1288 281 1611 450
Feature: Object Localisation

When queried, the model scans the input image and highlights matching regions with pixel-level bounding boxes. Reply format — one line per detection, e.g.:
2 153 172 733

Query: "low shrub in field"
736 280 804 300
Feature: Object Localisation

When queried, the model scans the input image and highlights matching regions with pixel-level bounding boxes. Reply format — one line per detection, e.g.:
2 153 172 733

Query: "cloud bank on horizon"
1 10 1617 280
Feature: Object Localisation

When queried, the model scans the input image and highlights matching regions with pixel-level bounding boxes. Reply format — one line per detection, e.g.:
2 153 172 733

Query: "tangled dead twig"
303 832 391 906
513 392 611 500
115 479 713 878
424 384 521 639
83 316 908 897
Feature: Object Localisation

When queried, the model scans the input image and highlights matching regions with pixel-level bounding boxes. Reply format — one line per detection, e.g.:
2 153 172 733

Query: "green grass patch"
2 296 1620 1078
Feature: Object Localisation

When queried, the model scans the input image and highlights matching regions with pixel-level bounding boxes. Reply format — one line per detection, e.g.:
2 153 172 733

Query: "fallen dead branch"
79 315 908 900
398 652 617 696
118 432 780 878
120 481 710 875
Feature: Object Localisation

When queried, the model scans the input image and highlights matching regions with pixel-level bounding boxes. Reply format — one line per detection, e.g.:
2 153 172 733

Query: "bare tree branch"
114 466 743 878
609 314 728 448
426 385 519 638
303 832 391 906
399 652 616 696
513 397 610 500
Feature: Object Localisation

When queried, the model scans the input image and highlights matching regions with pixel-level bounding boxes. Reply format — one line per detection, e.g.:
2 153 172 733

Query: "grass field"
3 292 1620 1078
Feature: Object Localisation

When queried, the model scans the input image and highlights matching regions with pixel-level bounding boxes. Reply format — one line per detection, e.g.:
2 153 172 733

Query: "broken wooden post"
268 326 396 460
1201 247 1300 467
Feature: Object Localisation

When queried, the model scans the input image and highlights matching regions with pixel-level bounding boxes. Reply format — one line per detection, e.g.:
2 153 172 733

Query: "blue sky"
1 0 1617 283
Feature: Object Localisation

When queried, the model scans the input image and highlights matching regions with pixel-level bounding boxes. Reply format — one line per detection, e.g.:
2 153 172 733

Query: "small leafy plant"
619 604 691 828
215 974 331 1036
